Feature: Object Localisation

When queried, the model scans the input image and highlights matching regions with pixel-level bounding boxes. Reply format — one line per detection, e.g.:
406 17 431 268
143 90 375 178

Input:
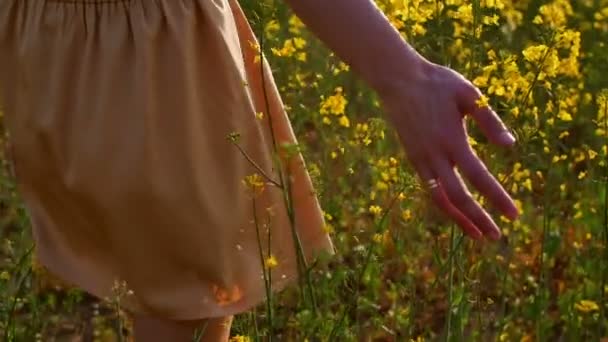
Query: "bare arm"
284 0 520 241
283 0 428 94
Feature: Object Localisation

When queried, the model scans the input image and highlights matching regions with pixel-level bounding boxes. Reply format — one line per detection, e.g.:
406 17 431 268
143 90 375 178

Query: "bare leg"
133 314 233 342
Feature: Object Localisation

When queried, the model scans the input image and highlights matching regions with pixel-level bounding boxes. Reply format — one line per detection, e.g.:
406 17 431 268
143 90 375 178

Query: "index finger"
471 106 516 147
452 143 519 220
412 158 484 240
457 83 516 147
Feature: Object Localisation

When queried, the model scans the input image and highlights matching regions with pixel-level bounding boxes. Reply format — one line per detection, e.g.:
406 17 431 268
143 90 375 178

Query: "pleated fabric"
0 0 333 319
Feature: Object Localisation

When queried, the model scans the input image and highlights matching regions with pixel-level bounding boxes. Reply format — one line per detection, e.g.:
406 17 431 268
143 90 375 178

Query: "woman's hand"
379 61 519 241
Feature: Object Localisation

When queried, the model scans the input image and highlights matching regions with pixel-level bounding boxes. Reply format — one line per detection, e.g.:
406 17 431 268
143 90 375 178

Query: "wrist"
367 48 434 100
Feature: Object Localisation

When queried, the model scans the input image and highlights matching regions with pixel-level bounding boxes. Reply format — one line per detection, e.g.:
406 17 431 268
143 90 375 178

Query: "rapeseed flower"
574 299 599 313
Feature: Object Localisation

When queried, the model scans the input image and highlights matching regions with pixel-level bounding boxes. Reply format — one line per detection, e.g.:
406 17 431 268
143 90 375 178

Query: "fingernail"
490 229 502 240
500 131 516 145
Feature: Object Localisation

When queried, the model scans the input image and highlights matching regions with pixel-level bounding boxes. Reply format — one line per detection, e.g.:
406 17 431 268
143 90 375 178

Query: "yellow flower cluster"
230 335 252 342
533 0 573 28
271 37 307 62
371 157 400 194
264 255 278 269
574 299 599 313
242 173 265 197
319 87 350 127
508 162 532 193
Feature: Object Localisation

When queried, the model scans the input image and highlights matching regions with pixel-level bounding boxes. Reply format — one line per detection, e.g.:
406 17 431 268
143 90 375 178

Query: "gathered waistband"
46 0 131 3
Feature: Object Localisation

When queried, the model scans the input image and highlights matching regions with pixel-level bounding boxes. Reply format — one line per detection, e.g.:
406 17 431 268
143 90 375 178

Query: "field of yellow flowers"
1 0 608 341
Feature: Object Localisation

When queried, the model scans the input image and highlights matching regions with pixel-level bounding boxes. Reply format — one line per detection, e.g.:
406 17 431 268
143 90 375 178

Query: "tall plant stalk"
599 94 608 338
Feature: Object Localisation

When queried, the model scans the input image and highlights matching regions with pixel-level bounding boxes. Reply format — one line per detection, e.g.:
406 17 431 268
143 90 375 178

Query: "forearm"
283 0 431 93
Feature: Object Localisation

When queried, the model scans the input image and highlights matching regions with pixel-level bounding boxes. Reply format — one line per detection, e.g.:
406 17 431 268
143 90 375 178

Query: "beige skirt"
0 0 333 320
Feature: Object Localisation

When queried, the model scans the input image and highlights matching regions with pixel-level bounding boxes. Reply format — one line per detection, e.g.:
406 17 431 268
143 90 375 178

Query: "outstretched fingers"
450 142 520 220
471 106 516 147
412 158 484 240
430 156 502 240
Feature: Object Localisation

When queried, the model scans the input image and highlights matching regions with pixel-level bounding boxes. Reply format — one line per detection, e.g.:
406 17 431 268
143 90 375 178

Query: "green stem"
257 4 315 315
536 148 554 342
600 96 608 338
4 243 34 342
329 187 404 339
253 199 273 339
252 308 260 341
445 224 456 342
192 321 209 342
230 142 282 188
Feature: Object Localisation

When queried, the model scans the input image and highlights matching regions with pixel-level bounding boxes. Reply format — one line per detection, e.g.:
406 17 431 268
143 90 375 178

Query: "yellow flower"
265 255 278 269
381 172 390 182
375 180 389 191
511 107 520 117
520 334 533 342
589 149 598 159
578 171 587 179
292 37 307 49
574 299 599 313
513 199 523 214
452 4 473 24
271 39 296 58
323 223 334 234
523 178 532 191
523 44 549 63
338 115 350 128
558 110 573 121
264 20 280 38
320 87 348 116
243 174 265 196
537 0 573 29
483 14 500 26
296 52 307 62
369 205 383 216
412 23 427 36
476 95 490 108
248 40 261 64
372 233 383 243
468 136 478 146
230 335 252 342
288 15 305 35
